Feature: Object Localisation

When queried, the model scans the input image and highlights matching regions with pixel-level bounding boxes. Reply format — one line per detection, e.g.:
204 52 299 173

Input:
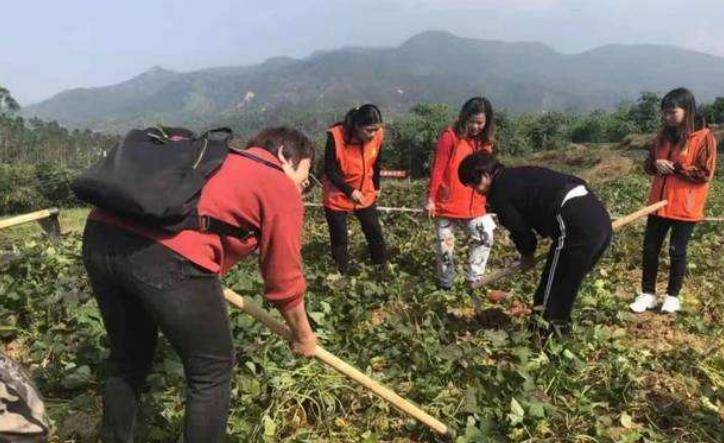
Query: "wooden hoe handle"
222 288 451 436
472 200 668 289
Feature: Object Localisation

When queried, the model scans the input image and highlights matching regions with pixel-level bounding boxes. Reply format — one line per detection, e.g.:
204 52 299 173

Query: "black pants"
324 204 386 272
533 194 613 324
82 221 234 443
641 215 696 297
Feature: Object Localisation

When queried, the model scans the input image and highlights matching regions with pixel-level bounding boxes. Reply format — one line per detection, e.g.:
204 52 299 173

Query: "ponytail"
342 104 383 135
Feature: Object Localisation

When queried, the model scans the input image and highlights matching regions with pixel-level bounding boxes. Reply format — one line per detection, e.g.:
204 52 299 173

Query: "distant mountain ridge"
23 31 724 132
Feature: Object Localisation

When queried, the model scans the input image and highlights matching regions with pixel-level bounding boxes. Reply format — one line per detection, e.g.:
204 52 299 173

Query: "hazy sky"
3 0 724 104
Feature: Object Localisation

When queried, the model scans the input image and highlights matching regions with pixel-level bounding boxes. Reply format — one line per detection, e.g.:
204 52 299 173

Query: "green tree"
628 91 660 133
700 97 724 124
0 86 20 114
526 111 573 150
495 110 533 156
570 110 607 143
386 103 454 178
569 107 638 144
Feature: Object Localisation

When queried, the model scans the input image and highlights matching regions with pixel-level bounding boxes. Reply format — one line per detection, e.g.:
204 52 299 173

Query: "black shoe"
372 262 391 280
529 318 571 347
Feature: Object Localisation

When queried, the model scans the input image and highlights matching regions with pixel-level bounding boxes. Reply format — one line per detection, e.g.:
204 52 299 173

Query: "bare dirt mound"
523 143 635 185
619 124 724 151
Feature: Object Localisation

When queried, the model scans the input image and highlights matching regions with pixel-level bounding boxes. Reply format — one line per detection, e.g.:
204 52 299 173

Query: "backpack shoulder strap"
196 148 284 240
196 215 256 240
231 148 284 172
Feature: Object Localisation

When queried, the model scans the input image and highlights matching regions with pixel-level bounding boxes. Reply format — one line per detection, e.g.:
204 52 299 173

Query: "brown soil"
625 312 711 354
523 143 635 185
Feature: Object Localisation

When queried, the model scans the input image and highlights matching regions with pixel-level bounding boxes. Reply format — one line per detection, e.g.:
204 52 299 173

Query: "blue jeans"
82 220 234 443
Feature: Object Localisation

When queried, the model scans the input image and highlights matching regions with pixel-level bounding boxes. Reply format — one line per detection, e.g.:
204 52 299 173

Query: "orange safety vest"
323 124 383 212
434 127 493 219
648 127 715 221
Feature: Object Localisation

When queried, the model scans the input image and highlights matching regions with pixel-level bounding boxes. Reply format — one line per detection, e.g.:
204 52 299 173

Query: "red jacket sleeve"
257 196 307 312
674 132 717 183
427 130 455 202
643 137 659 176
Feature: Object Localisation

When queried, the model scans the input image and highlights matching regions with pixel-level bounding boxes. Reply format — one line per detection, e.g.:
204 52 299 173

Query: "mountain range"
22 31 724 132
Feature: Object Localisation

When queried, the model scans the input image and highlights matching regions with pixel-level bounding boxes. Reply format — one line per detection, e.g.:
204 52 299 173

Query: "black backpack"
71 126 281 239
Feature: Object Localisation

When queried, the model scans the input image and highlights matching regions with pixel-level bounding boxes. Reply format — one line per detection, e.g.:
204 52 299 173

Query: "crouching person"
82 127 317 443
458 152 613 337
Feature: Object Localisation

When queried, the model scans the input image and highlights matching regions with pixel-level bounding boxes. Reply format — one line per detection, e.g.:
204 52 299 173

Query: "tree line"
385 92 724 178
0 85 722 214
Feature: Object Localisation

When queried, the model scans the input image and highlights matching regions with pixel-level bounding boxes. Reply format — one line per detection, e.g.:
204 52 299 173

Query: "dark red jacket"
90 147 306 311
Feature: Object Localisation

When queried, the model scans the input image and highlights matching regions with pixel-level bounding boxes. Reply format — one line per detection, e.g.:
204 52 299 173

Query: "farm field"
0 144 722 442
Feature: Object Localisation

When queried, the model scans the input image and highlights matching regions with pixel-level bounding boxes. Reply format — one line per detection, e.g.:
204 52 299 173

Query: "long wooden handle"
222 288 451 436
0 208 60 230
472 200 668 289
610 200 667 230
304 203 423 214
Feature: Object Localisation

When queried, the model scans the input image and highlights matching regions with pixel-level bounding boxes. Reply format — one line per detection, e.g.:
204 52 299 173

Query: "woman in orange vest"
323 104 386 273
630 88 717 314
425 97 497 290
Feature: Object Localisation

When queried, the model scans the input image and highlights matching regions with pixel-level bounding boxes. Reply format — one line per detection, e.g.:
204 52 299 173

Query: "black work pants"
82 221 234 443
324 204 386 272
533 194 613 325
641 215 696 297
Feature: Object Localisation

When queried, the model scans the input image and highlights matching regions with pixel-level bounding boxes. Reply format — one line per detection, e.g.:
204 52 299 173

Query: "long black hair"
453 97 495 145
660 88 705 145
342 104 383 137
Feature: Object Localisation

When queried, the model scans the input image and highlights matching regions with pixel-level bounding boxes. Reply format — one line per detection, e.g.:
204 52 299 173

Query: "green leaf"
262 414 277 436
508 397 525 425
620 411 633 429
309 311 325 324
528 402 546 418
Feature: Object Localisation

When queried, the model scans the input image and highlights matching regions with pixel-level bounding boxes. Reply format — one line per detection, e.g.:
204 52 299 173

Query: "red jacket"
323 124 383 212
646 127 717 221
90 147 306 311
427 127 493 219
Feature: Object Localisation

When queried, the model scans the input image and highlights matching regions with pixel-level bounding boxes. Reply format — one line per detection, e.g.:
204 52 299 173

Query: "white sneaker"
660 295 681 314
630 293 657 313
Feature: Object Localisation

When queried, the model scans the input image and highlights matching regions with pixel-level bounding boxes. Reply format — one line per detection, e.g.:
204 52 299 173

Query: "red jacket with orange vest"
645 126 717 222
427 127 493 219
323 123 383 212
89 147 307 311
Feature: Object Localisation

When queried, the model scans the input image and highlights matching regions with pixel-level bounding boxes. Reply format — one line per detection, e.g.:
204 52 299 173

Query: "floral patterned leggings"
435 214 496 288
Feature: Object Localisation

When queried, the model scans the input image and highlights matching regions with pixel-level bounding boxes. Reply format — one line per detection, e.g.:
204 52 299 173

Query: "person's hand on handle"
351 190 364 205
655 159 675 175
424 199 436 218
291 333 317 357
279 300 317 357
